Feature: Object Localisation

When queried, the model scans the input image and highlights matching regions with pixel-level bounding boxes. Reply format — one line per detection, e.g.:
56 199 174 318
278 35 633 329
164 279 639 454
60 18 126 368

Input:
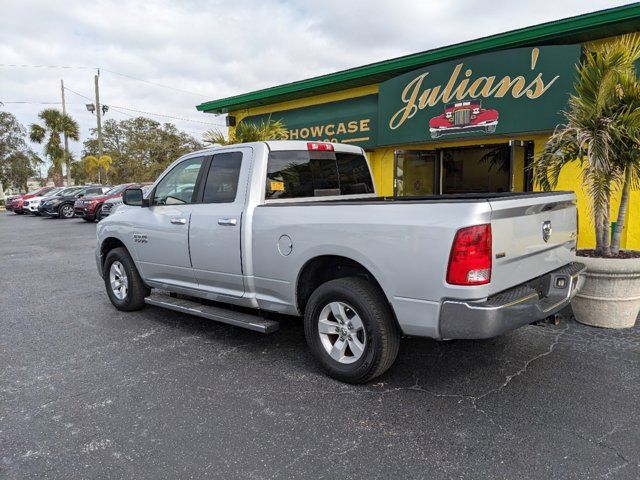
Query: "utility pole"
60 79 71 185
94 70 103 161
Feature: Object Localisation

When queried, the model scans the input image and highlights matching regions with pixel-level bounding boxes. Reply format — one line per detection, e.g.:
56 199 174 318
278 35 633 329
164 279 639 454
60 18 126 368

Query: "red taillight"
307 142 334 151
447 224 492 285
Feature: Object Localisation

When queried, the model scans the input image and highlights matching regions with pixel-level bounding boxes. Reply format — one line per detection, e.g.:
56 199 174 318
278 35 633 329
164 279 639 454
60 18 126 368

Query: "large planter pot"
572 255 640 329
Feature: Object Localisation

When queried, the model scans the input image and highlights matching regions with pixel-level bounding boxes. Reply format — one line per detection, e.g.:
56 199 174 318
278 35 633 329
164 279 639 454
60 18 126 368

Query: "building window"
394 145 515 196
394 151 437 197
442 145 510 194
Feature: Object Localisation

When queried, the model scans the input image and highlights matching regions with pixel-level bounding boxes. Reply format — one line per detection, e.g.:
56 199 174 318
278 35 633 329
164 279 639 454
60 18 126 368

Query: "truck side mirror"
123 188 147 207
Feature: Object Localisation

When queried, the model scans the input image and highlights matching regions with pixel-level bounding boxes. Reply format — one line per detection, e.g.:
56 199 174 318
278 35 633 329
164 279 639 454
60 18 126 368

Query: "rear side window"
265 151 373 199
201 152 243 203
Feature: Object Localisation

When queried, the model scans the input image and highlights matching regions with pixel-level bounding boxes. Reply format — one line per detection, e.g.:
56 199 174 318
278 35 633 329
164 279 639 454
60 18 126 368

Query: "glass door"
394 151 438 197
441 145 511 194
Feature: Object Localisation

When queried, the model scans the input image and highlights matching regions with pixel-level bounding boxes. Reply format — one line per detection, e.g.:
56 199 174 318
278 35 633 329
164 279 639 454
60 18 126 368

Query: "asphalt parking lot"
1 212 639 479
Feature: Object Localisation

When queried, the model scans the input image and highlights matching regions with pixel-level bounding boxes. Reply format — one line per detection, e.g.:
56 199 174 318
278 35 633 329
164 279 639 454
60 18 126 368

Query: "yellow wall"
229 73 639 251
533 138 637 250
233 84 379 124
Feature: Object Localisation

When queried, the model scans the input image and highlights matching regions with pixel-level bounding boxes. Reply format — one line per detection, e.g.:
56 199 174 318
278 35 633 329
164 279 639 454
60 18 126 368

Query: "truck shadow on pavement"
134 301 632 397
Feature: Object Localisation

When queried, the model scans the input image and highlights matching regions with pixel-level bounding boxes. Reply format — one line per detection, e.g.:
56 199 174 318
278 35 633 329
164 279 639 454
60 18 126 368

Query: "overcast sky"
0 0 635 166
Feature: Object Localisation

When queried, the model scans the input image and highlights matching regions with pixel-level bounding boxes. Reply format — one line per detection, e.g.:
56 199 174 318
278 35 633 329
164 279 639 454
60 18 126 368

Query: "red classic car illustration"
429 100 498 138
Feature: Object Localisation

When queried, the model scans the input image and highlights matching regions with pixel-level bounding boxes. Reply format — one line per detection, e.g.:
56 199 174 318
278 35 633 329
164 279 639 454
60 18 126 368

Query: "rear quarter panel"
250 201 493 338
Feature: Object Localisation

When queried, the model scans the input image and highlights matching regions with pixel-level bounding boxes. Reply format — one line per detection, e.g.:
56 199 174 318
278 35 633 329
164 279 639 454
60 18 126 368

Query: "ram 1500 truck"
96 141 584 383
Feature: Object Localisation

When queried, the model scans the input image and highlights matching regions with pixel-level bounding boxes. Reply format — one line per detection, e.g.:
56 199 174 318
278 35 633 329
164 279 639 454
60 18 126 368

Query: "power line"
63 87 94 102
101 68 209 98
104 106 206 137
63 86 224 127
108 106 135 118
0 64 96 70
108 105 225 126
0 63 210 98
1 101 69 105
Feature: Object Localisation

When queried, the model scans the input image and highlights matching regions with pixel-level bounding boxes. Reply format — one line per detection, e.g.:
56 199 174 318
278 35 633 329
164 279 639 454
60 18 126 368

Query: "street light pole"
60 79 71 185
94 70 103 161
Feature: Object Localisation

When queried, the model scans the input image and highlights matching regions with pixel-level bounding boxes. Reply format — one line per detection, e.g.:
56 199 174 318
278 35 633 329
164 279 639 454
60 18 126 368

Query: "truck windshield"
265 151 374 200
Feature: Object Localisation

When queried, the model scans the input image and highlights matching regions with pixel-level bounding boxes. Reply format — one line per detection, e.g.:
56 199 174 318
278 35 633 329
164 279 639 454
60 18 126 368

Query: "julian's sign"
378 44 581 145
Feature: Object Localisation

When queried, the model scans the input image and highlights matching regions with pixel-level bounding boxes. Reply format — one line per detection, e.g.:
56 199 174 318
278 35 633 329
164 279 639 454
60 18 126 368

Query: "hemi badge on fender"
495 252 506 259
133 233 148 244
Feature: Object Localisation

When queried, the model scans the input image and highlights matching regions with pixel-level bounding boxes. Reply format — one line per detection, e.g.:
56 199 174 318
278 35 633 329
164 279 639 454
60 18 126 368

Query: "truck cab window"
266 151 373 199
153 157 203 205
201 152 242 203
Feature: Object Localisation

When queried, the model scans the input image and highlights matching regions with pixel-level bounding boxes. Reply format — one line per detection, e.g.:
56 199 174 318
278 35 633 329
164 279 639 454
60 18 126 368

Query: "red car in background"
74 183 147 222
8 186 56 214
429 100 499 138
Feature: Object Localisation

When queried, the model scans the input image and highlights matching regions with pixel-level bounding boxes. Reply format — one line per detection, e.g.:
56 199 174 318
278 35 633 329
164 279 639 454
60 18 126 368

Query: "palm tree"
203 117 287 145
29 109 79 187
84 155 113 184
534 34 640 256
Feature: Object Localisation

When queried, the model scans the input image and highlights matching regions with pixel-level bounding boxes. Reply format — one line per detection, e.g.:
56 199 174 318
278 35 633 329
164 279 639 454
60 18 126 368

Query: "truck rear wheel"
304 277 400 384
104 247 150 311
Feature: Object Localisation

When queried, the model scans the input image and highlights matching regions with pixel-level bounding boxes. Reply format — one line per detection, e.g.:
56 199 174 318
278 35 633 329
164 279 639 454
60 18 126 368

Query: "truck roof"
187 141 365 157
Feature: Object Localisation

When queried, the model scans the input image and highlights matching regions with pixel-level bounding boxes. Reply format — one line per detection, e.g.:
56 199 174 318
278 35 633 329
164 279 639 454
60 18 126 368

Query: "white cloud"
0 0 634 171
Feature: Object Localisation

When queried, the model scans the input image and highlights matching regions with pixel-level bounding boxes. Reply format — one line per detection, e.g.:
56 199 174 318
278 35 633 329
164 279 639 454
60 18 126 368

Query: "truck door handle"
170 217 187 225
218 218 237 226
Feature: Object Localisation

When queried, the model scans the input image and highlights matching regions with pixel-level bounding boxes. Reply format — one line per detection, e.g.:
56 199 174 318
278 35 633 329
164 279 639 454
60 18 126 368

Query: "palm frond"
203 117 287 146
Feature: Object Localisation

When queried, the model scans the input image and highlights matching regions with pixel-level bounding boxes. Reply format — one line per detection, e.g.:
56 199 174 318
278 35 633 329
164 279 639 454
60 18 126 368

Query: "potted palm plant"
535 35 640 329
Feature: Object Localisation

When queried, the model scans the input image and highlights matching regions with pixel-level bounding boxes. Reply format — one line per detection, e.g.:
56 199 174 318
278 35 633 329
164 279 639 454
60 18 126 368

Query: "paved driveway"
1 212 639 479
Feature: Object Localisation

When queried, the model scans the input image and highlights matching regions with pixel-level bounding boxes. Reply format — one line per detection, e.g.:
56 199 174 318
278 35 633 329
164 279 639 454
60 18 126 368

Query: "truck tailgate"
488 193 578 295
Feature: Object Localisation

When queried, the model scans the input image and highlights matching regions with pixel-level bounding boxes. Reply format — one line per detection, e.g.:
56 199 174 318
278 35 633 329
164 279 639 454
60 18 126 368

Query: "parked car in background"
101 185 153 219
27 186 85 215
5 192 26 211
9 186 56 214
22 187 66 215
39 185 109 219
74 183 146 222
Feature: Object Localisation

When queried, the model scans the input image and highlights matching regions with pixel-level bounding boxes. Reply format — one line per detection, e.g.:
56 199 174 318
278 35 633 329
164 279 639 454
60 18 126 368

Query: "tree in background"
29 108 79 186
203 117 287 145
535 34 640 256
0 111 39 192
82 117 203 183
3 152 35 192
83 155 113 184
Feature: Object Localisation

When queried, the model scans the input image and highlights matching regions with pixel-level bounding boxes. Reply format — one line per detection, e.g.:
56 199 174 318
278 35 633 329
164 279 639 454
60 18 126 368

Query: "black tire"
103 247 150 311
304 277 400 384
14 210 23 215
58 203 75 219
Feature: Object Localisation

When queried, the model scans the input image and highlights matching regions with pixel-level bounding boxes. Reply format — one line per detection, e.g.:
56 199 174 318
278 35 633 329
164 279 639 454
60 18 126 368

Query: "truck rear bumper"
439 262 585 339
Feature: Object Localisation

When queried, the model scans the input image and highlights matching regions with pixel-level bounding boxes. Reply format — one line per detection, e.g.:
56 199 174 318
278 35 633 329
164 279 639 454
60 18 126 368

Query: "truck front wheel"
304 277 400 384
103 247 150 311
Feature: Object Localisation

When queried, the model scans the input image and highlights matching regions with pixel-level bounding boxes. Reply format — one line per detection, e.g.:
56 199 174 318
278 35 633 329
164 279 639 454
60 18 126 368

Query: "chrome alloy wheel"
109 261 129 300
318 301 366 364
60 204 74 218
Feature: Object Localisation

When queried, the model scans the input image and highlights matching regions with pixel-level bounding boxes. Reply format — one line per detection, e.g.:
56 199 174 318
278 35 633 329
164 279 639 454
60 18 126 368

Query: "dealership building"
197 4 640 250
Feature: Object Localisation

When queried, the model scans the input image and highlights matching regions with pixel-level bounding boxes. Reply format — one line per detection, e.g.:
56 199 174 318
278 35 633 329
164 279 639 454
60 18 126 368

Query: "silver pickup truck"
96 141 584 383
